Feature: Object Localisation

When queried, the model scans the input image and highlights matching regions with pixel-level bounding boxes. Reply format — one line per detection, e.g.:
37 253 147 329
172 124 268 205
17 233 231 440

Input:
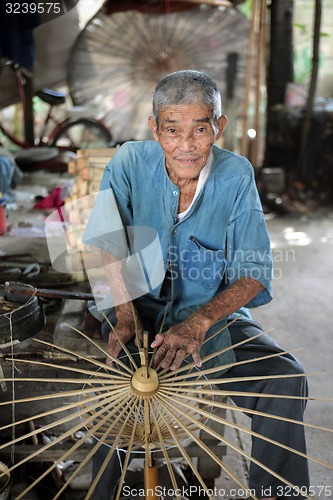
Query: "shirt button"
172 190 178 196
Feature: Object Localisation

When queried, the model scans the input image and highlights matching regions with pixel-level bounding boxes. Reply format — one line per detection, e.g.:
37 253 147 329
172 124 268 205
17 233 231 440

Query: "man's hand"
106 305 143 364
151 314 211 371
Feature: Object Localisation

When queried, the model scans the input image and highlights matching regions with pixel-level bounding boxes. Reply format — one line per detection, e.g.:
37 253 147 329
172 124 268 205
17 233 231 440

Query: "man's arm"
101 250 143 362
151 277 263 370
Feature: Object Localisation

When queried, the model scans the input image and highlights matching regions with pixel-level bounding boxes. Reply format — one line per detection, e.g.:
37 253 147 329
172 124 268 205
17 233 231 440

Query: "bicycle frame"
0 104 66 149
0 62 112 153
0 61 65 148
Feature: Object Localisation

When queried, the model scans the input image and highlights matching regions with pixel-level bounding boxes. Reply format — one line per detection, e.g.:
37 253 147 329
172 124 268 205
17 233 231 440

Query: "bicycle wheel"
50 118 112 151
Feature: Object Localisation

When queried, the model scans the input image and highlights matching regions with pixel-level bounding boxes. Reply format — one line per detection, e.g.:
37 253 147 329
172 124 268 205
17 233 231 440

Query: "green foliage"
294 46 313 84
293 23 329 84
238 0 253 18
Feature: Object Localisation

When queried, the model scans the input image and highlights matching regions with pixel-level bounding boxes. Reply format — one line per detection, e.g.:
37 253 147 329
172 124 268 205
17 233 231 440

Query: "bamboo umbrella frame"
68 1 249 143
0 314 332 500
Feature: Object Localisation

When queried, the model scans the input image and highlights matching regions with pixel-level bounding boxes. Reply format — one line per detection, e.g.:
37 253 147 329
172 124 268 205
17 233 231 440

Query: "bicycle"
0 62 112 159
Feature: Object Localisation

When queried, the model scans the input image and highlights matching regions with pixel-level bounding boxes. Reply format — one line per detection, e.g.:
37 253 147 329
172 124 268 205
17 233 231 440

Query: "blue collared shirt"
84 140 273 332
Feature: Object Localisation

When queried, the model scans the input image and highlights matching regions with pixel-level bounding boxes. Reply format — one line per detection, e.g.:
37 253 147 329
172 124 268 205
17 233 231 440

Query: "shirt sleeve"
225 168 273 308
82 145 133 258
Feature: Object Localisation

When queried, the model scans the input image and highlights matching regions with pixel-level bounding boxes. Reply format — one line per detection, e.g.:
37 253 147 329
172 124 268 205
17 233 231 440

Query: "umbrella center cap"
131 367 159 396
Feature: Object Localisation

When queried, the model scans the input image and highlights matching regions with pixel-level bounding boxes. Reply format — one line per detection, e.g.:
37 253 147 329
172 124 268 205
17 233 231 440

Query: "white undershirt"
176 152 213 222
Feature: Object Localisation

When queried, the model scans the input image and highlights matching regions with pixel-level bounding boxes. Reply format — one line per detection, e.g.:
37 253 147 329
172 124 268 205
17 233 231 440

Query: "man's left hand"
151 314 211 371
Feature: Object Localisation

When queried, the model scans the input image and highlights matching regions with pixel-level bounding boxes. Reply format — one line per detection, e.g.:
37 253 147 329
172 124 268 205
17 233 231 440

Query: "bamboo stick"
158 387 333 434
33 337 132 379
114 399 143 500
101 312 138 371
160 347 302 384
155 394 252 500
54 395 139 500
156 393 313 500
159 328 270 380
0 384 128 408
6 356 131 382
151 404 181 500
0 386 130 433
65 322 135 376
158 390 333 472
85 396 140 498
16 394 135 499
16 394 138 500
1 389 133 484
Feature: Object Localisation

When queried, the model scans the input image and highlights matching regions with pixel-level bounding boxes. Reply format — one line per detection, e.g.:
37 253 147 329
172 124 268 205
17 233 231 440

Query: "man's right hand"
106 305 143 363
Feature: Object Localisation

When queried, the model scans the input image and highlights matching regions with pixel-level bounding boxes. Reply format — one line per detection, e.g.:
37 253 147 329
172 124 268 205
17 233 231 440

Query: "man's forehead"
158 104 214 123
163 116 211 124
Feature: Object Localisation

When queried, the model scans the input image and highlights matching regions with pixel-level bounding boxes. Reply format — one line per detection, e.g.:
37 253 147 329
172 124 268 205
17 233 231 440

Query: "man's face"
148 104 226 182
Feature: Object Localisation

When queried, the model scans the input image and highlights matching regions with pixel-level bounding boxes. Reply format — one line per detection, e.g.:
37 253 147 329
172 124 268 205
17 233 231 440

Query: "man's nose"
178 133 196 150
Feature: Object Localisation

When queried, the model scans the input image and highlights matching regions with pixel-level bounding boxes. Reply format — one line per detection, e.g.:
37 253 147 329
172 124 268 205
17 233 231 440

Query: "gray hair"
152 70 222 130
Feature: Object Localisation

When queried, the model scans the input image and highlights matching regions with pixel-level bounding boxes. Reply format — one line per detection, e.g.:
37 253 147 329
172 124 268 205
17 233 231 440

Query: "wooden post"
23 72 35 146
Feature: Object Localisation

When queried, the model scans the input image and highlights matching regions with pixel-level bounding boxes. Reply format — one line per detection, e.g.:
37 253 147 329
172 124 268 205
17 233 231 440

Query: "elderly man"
84 70 309 499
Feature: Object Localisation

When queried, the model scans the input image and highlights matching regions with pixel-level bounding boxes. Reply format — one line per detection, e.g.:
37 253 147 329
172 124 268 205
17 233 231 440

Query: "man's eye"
197 127 207 133
167 128 177 134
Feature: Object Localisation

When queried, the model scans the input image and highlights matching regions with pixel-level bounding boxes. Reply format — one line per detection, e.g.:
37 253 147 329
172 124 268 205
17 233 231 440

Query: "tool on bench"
3 281 95 301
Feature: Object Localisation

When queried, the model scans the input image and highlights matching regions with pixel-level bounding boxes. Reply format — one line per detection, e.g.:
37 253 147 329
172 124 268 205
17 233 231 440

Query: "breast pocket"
181 236 226 291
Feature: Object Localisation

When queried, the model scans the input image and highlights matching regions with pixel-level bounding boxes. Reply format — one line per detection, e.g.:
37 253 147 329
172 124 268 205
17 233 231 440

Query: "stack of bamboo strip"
67 148 117 201
64 148 117 281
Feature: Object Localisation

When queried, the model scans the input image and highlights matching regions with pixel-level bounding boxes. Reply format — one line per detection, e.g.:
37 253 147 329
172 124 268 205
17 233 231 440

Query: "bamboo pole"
251 0 267 166
240 0 258 156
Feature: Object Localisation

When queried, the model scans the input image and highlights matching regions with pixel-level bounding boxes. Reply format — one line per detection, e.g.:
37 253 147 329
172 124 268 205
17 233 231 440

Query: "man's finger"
152 343 168 368
151 333 165 348
169 348 187 371
192 351 202 368
159 349 177 369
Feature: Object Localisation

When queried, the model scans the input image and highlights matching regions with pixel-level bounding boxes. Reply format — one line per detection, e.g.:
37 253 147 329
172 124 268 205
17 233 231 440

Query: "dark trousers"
92 319 309 499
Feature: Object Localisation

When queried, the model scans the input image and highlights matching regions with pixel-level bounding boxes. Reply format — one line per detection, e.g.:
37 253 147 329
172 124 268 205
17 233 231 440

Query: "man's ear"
215 115 227 140
148 116 159 142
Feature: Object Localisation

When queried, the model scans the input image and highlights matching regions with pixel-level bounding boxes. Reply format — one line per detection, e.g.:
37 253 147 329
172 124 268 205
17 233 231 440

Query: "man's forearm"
192 278 264 330
100 250 132 312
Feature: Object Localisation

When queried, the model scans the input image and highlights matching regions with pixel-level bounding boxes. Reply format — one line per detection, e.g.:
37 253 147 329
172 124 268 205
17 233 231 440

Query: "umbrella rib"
160 347 303 385
2 389 133 483
150 401 182 500
159 329 270 380
33 337 132 378
0 385 129 432
86 395 140 498
159 390 333 472
14 393 132 500
156 392 312 500
114 398 143 500
0 387 132 454
0 384 128 408
159 383 331 402
5 356 131 380
102 312 138 371
155 393 256 500
64 322 135 375
54 394 139 500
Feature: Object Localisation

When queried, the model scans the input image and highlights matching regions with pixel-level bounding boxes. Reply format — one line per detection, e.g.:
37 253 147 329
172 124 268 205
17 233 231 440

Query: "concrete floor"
1 171 333 498
218 211 333 498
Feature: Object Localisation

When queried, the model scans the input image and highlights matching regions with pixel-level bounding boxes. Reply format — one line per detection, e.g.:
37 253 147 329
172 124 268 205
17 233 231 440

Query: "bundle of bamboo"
67 148 116 201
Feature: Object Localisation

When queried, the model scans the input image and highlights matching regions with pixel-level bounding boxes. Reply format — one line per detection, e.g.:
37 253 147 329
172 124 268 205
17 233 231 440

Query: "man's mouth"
177 158 198 164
